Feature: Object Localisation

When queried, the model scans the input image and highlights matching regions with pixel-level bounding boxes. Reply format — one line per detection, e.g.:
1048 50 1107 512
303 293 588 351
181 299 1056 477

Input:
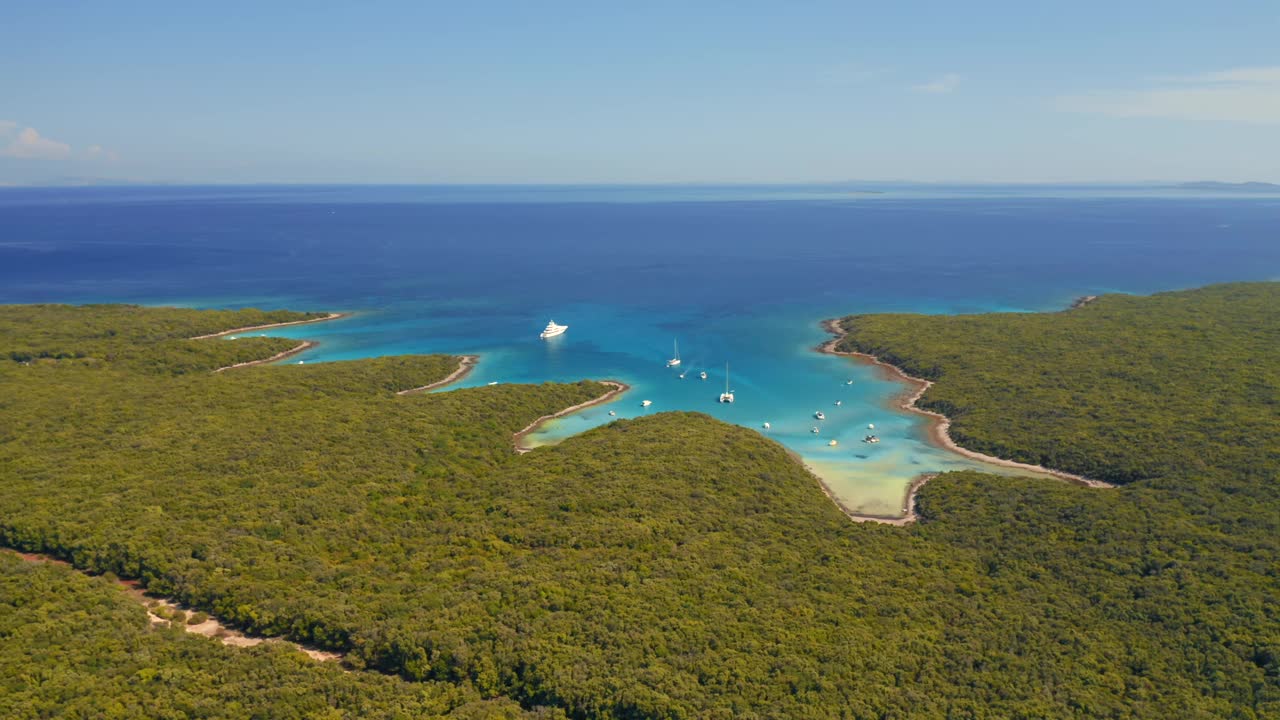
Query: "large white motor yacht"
539 320 568 339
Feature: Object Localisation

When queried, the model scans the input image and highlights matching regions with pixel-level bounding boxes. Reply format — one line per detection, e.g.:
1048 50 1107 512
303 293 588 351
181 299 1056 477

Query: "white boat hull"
539 320 568 339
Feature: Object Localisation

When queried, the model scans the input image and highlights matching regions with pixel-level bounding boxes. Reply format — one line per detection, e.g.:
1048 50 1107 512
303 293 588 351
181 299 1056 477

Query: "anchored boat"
719 363 735 403
540 319 568 339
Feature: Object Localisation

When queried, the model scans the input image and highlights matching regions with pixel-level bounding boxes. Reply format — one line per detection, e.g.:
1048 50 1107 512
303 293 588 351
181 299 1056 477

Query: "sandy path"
513 381 630 453
396 355 479 395
189 312 348 340
814 318 1112 525
7 549 342 662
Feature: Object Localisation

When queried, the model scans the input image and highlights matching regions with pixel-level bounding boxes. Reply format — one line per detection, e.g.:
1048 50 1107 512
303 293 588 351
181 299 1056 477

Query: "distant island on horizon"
1175 180 1280 192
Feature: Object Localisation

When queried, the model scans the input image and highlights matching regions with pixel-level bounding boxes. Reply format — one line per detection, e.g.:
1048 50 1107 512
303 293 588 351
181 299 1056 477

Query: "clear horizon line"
3 179 1278 189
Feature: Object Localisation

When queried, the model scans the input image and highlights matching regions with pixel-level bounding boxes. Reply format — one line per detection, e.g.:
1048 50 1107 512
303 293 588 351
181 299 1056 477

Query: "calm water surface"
3 185 1278 516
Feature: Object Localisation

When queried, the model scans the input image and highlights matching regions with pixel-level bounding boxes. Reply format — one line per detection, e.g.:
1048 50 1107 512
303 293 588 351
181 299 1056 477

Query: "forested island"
2 286 1278 718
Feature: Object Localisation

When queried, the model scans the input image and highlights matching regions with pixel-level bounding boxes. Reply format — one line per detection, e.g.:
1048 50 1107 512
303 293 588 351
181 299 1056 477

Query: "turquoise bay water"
3 185 1278 516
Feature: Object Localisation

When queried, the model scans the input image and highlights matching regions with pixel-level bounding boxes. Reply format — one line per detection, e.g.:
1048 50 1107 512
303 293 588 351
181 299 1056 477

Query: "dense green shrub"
0 554 538 719
1 289 1278 718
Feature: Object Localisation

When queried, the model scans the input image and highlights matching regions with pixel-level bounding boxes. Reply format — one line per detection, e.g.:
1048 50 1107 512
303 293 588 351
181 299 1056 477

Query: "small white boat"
666 339 681 368
811 426 820 434
718 363 734 403
540 319 568 339
846 380 853 385
297 360 305 365
762 422 771 430
229 336 238 340
814 411 826 420
868 423 875 429
608 410 616 416
699 371 707 380
828 439 838 447
487 381 499 386
679 371 686 379
863 435 880 444
641 400 652 407
835 400 842 406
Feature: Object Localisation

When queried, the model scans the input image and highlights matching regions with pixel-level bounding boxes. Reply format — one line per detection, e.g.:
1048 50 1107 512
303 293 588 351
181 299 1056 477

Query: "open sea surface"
3 184 1278 516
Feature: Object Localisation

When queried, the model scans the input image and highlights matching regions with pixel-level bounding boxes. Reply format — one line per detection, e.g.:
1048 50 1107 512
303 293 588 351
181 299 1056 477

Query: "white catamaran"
666 339 681 367
719 363 735 403
539 319 568 339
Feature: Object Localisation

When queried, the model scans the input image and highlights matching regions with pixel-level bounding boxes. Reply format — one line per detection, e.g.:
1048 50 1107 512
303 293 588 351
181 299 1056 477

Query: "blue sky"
2 1 1278 184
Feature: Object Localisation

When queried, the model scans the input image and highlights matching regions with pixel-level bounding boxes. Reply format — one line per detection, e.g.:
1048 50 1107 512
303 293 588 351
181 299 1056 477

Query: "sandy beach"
396 355 480 395
513 381 630 453
213 340 316 372
815 318 1112 524
189 312 348 340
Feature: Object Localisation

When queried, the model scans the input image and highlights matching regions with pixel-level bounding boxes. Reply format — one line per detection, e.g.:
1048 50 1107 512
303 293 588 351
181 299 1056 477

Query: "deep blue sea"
3 184 1278 515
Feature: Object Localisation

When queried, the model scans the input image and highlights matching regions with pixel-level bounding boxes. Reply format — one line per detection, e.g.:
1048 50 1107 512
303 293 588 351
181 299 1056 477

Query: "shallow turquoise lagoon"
4 185 1278 516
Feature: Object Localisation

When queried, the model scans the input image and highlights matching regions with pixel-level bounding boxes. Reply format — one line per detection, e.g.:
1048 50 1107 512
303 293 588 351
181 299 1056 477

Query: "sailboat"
719 363 735 403
666 339 682 367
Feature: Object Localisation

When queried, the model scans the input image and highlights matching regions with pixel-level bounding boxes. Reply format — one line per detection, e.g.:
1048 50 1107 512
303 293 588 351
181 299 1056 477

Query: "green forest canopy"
1 289 1278 719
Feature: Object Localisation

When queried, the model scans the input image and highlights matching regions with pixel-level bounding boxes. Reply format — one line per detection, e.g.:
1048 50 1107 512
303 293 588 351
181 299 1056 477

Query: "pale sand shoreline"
513 381 630 453
189 312 349 340
396 355 479 395
213 340 315 372
815 317 1112 525
6 549 341 663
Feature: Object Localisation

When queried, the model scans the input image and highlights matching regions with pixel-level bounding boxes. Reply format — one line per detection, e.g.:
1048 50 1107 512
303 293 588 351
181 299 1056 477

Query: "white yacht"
828 439 838 447
718 363 735 403
716 361 737 399
864 435 880 444
539 320 568 339
835 400 842 406
641 400 652 407
811 426 820 434
814 411 826 420
666 339 682 367
699 371 707 380
762 422 771 430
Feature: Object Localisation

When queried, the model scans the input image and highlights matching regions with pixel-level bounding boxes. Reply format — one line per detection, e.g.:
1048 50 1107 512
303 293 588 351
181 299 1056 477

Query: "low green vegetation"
0 553 537 719
833 282 1280 486
2 289 1278 718
1 304 325 374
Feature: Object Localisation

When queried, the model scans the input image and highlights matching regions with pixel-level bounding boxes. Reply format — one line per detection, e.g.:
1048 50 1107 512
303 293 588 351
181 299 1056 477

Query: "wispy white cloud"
912 74 961 94
86 144 120 162
0 123 73 159
1056 66 1280 124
